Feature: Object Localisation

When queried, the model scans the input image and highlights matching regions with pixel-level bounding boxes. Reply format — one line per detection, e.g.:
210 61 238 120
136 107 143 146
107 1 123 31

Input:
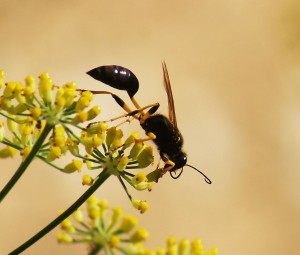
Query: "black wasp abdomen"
141 114 184 155
87 65 139 98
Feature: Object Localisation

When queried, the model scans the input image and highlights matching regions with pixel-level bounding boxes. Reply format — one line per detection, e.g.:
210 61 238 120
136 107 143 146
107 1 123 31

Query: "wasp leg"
163 160 175 172
79 89 140 119
139 103 160 124
79 88 160 121
131 96 142 110
158 153 175 176
134 132 156 143
106 94 160 123
111 94 137 118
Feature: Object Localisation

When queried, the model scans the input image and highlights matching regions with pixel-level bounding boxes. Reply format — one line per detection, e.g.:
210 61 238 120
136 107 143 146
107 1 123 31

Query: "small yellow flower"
109 235 120 248
0 121 5 141
73 208 84 223
123 131 139 150
81 133 103 154
20 146 32 161
86 121 107 135
63 159 83 173
191 238 204 253
38 72 53 103
84 154 94 170
0 69 4 89
131 172 147 185
137 146 154 168
87 195 99 204
75 90 93 112
71 111 88 125
166 237 178 255
0 146 17 158
56 231 73 244
88 205 100 220
54 96 66 113
132 199 149 214
130 142 144 160
130 227 149 243
119 215 138 233
179 239 190 255
7 116 17 133
25 75 35 90
106 127 117 148
60 217 75 234
155 248 165 255
117 156 129 171
66 137 79 156
87 106 101 120
82 174 94 186
46 146 62 162
111 206 123 225
30 107 42 120
3 82 17 98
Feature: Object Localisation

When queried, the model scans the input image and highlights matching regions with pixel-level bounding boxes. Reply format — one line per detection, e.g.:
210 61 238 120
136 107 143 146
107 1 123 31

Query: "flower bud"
0 121 5 141
63 159 83 173
117 156 129 171
132 199 149 214
123 132 139 149
82 174 94 186
111 206 123 225
0 146 17 158
0 70 4 89
109 235 120 248
137 146 153 168
87 106 101 120
20 146 32 161
130 228 149 243
130 142 144 160
71 111 88 125
56 231 73 244
119 215 138 232
73 208 84 223
131 172 147 185
38 72 53 103
179 239 190 255
46 146 62 161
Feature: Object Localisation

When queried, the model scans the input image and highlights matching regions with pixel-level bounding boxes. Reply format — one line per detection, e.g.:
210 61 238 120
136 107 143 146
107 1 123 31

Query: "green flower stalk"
57 196 218 255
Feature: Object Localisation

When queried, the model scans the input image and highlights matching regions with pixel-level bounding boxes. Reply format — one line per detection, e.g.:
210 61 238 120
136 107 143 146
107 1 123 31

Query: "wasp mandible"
86 62 211 184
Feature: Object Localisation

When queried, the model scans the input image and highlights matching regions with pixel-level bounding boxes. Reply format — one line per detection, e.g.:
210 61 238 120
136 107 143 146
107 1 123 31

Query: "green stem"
88 244 102 255
0 122 53 203
9 170 111 255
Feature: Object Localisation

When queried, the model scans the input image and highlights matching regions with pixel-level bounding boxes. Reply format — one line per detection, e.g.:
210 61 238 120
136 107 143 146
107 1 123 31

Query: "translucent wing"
162 61 178 130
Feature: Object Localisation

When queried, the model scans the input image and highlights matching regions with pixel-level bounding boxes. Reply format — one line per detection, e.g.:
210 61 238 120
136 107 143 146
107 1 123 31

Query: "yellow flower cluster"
0 71 97 158
57 196 218 255
57 195 149 253
0 70 158 209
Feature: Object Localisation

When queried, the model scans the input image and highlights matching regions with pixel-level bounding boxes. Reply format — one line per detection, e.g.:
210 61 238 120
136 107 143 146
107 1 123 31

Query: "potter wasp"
86 62 211 183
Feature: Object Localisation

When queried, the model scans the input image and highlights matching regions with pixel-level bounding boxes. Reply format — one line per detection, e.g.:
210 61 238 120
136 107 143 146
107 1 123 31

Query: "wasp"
86 62 211 183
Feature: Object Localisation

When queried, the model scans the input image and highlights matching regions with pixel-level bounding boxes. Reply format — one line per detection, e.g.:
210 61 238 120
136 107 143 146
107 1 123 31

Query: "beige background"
1 0 300 254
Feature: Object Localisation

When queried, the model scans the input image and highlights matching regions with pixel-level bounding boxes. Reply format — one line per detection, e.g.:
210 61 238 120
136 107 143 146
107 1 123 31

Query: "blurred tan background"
1 0 300 254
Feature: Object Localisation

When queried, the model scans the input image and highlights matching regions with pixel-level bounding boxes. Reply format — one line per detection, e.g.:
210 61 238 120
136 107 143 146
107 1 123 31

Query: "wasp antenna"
186 164 212 184
170 168 183 179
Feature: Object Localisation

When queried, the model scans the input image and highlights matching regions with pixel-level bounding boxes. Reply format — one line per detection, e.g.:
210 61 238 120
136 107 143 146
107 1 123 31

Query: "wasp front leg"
159 153 175 175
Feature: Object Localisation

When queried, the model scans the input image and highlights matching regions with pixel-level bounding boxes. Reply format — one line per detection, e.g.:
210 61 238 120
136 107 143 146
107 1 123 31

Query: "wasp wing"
162 61 178 130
